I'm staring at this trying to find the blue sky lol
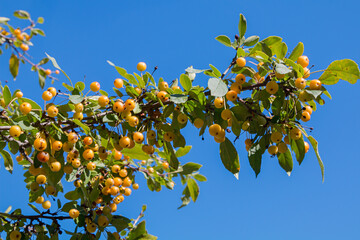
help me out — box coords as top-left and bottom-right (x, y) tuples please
(1, 0), (360, 239)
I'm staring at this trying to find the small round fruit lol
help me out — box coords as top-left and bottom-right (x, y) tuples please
(133, 183), (139, 190)
(73, 112), (83, 120)
(113, 232), (121, 240)
(74, 103), (84, 113)
(47, 87), (57, 97)
(214, 97), (224, 108)
(86, 222), (97, 233)
(268, 145), (278, 155)
(266, 81), (279, 95)
(297, 55), (309, 68)
(35, 196), (44, 204)
(98, 95), (109, 107)
(37, 151), (50, 163)
(110, 186), (120, 196)
(164, 132), (175, 142)
(90, 81), (100, 92)
(55, 70), (60, 74)
(278, 142), (288, 154)
(114, 195), (124, 204)
(15, 91), (23, 98)
(193, 118), (204, 128)
(46, 185), (56, 196)
(284, 136), (290, 145)
(128, 116), (139, 127)
(19, 102), (32, 115)
(83, 136), (93, 146)
(114, 177), (123, 186)
(295, 78), (306, 89)
(226, 90), (238, 102)
(44, 69), (52, 76)
(290, 128), (302, 140)
(71, 159), (81, 168)
(271, 132), (283, 144)
(114, 78), (124, 88)
(87, 162), (96, 170)
(303, 67), (310, 78)
(74, 179), (82, 188)
(309, 79), (322, 90)
(209, 124), (221, 136)
(36, 175), (47, 184)
(9, 126), (21, 137)
(34, 138), (47, 151)
(147, 130), (156, 139)
(124, 187), (132, 196)
(63, 142), (74, 152)
(10, 230), (21, 240)
(42, 200), (51, 209)
(304, 141), (310, 153)
(159, 81), (169, 91)
(50, 161), (61, 172)
(137, 62), (147, 72)
(301, 111), (311, 122)
(68, 132), (78, 143)
(236, 57), (246, 67)
(133, 132), (144, 143)
(47, 105), (58, 118)
(221, 109), (232, 121)
(113, 101), (125, 113)
(257, 62), (264, 71)
(114, 150), (123, 160)
(177, 113), (188, 124)
(303, 105), (313, 115)
(162, 161), (169, 169)
(69, 209), (80, 219)
(235, 74), (246, 84)
(42, 91), (53, 101)
(157, 91), (169, 102)
(119, 136), (131, 148)
(83, 149), (94, 161)
(20, 43), (29, 51)
(111, 165), (121, 174)
(124, 99), (136, 111)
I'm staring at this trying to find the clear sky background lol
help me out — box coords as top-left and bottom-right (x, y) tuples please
(1, 1), (360, 239)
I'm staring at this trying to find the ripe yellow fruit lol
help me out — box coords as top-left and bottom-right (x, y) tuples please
(270, 132), (283, 144)
(114, 195), (124, 204)
(113, 177), (122, 186)
(303, 105), (313, 115)
(98, 215), (109, 227)
(309, 79), (322, 90)
(137, 62), (147, 72)
(124, 99), (136, 111)
(114, 78), (124, 88)
(9, 126), (22, 137)
(230, 82), (242, 94)
(159, 81), (169, 91)
(74, 103), (84, 113)
(19, 102), (32, 115)
(164, 132), (175, 142)
(278, 142), (288, 154)
(50, 161), (61, 172)
(236, 57), (246, 67)
(112, 165), (121, 173)
(209, 124), (221, 136)
(128, 116), (139, 127)
(157, 91), (169, 102)
(266, 81), (279, 95)
(226, 90), (238, 102)
(177, 113), (188, 124)
(15, 91), (23, 98)
(147, 130), (156, 139)
(133, 132), (144, 143)
(242, 121), (250, 131)
(47, 87), (57, 97)
(113, 101), (125, 113)
(245, 138), (252, 147)
(124, 187), (132, 196)
(290, 128), (302, 140)
(90, 81), (100, 92)
(133, 183), (139, 190)
(193, 118), (204, 128)
(297, 55), (309, 68)
(295, 78), (306, 89)
(119, 136), (131, 148)
(86, 222), (97, 233)
(301, 111), (311, 122)
(35, 196), (44, 204)
(304, 141), (310, 153)
(47, 105), (58, 118)
(73, 112), (83, 120)
(10, 230), (21, 240)
(64, 165), (73, 174)
(42, 91), (53, 101)
(20, 43), (29, 51)
(86, 162), (96, 170)
(221, 109), (232, 121)
(98, 95), (109, 107)
(42, 200), (51, 209)
(110, 186), (120, 196)
(268, 145), (278, 155)
(68, 132), (78, 143)
(83, 149), (95, 160)
(214, 97), (224, 108)
(69, 209), (80, 219)
(36, 175), (47, 184)
(45, 69), (52, 76)
(235, 74), (246, 84)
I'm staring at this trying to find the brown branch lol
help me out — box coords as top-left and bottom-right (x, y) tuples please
(0, 212), (72, 221)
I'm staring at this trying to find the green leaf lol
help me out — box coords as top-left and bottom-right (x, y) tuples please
(14, 10), (31, 19)
(238, 14), (247, 39)
(38, 70), (46, 89)
(72, 119), (90, 134)
(128, 221), (146, 239)
(187, 178), (199, 202)
(3, 85), (12, 106)
(209, 64), (221, 78)
(0, 150), (13, 173)
(111, 216), (131, 232)
(248, 135), (269, 177)
(275, 63), (291, 75)
(69, 95), (83, 104)
(9, 54), (20, 79)
(75, 82), (85, 92)
(121, 144), (150, 161)
(219, 138), (240, 175)
(18, 97), (42, 110)
(61, 201), (77, 212)
(46, 53), (73, 86)
(181, 162), (202, 175)
(0, 17), (10, 23)
(319, 59), (360, 85)
(208, 78), (227, 97)
(175, 146), (192, 158)
(180, 74), (192, 92)
(64, 190), (81, 200)
(31, 28), (45, 36)
(308, 136), (325, 182)
(62, 82), (74, 91)
(194, 174), (207, 182)
(170, 94), (188, 104)
(215, 35), (232, 47)
(164, 142), (179, 170)
(277, 150), (293, 176)
(288, 42), (304, 62)
(291, 138), (305, 165)
(244, 35), (259, 47)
